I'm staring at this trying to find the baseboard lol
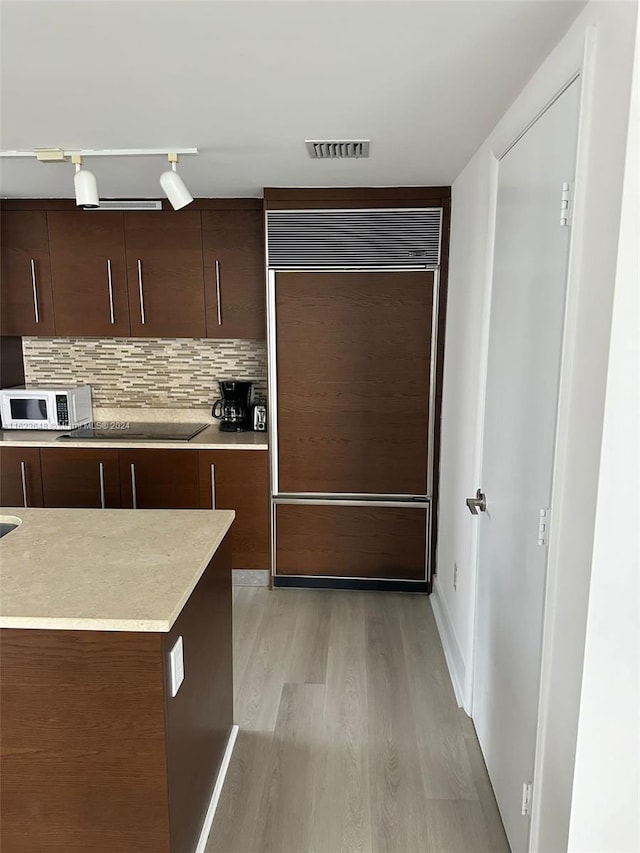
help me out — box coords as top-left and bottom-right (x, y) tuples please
(232, 569), (270, 587)
(429, 579), (465, 707)
(194, 724), (239, 853)
(273, 575), (429, 592)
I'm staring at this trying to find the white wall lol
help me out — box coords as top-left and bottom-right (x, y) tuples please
(433, 0), (638, 849)
(567, 11), (639, 848)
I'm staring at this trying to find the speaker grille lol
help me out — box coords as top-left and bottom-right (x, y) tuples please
(267, 208), (442, 268)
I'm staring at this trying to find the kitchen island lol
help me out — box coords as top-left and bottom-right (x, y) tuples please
(0, 507), (236, 853)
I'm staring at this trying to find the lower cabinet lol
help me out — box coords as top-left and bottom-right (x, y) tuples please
(0, 447), (43, 507)
(199, 450), (269, 570)
(1, 445), (270, 570)
(119, 449), (201, 509)
(274, 502), (428, 581)
(40, 448), (120, 508)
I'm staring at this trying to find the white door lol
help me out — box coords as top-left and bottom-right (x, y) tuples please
(472, 79), (581, 853)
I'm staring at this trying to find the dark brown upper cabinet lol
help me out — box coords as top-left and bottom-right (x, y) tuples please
(0, 211), (55, 336)
(48, 212), (130, 337)
(123, 211), (206, 338)
(202, 210), (265, 340)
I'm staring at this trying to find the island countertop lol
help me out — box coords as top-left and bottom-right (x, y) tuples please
(0, 507), (234, 632)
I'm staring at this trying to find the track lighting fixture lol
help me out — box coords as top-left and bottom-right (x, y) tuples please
(72, 155), (99, 209)
(159, 153), (194, 210)
(0, 148), (199, 208)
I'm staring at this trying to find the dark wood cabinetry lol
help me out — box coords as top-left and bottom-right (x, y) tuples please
(199, 450), (269, 569)
(1, 446), (268, 567)
(1, 201), (265, 341)
(275, 502), (428, 581)
(47, 212), (130, 336)
(0, 211), (55, 335)
(119, 449), (201, 509)
(0, 446), (44, 507)
(124, 212), (206, 338)
(202, 210), (265, 339)
(40, 448), (121, 508)
(0, 535), (233, 853)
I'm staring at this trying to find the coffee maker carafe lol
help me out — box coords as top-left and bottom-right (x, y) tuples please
(212, 380), (254, 432)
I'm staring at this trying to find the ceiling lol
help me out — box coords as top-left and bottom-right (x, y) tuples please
(0, 0), (585, 199)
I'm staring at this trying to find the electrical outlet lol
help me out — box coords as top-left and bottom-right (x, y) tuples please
(453, 562), (458, 591)
(169, 635), (184, 697)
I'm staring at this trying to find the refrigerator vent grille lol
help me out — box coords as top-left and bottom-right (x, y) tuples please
(266, 208), (442, 268)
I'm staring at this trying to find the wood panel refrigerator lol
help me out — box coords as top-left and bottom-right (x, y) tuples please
(266, 208), (444, 591)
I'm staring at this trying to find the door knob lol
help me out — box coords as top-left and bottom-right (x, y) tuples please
(466, 489), (486, 515)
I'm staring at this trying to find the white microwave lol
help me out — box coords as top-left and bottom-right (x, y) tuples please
(0, 385), (93, 430)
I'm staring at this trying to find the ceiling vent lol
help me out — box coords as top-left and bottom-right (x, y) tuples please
(305, 140), (370, 160)
(87, 200), (163, 211)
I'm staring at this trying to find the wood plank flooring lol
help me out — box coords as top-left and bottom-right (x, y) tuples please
(206, 588), (510, 853)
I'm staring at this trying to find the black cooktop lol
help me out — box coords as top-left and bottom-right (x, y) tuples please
(58, 422), (209, 442)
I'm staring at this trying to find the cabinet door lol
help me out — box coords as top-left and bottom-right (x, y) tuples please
(198, 450), (269, 569)
(119, 450), (200, 508)
(48, 212), (130, 336)
(275, 503), (428, 580)
(40, 448), (121, 508)
(202, 210), (265, 340)
(275, 271), (433, 495)
(0, 447), (43, 507)
(0, 211), (55, 335)
(124, 212), (206, 337)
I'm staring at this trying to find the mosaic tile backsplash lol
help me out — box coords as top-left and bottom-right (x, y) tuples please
(22, 337), (268, 408)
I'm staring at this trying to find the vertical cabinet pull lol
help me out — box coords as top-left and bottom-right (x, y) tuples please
(130, 463), (138, 509)
(210, 464), (216, 509)
(20, 461), (28, 507)
(107, 259), (115, 324)
(98, 462), (106, 509)
(30, 259), (40, 324)
(215, 260), (222, 326)
(137, 260), (146, 324)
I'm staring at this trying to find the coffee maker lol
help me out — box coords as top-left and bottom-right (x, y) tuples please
(212, 380), (254, 432)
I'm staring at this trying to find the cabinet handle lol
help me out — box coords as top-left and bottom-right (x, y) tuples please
(215, 260), (222, 326)
(130, 463), (138, 509)
(137, 260), (146, 324)
(20, 461), (28, 507)
(30, 259), (40, 324)
(210, 464), (216, 509)
(99, 462), (106, 509)
(107, 259), (115, 324)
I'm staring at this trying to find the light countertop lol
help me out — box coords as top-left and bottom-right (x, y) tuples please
(0, 507), (235, 632)
(0, 424), (268, 451)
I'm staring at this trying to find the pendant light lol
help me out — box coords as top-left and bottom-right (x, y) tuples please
(72, 154), (99, 208)
(159, 153), (193, 210)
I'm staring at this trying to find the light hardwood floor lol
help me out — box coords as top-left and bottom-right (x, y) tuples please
(206, 588), (510, 853)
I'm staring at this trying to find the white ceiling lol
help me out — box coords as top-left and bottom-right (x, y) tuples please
(0, 0), (585, 199)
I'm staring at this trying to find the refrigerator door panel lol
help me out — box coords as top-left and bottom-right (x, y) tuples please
(274, 270), (434, 496)
(273, 500), (429, 582)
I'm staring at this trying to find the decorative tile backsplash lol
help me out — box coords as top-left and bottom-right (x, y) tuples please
(22, 337), (267, 408)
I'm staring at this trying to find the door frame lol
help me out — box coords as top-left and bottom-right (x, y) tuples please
(467, 26), (600, 853)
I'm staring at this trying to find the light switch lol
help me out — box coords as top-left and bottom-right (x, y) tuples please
(169, 635), (184, 697)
